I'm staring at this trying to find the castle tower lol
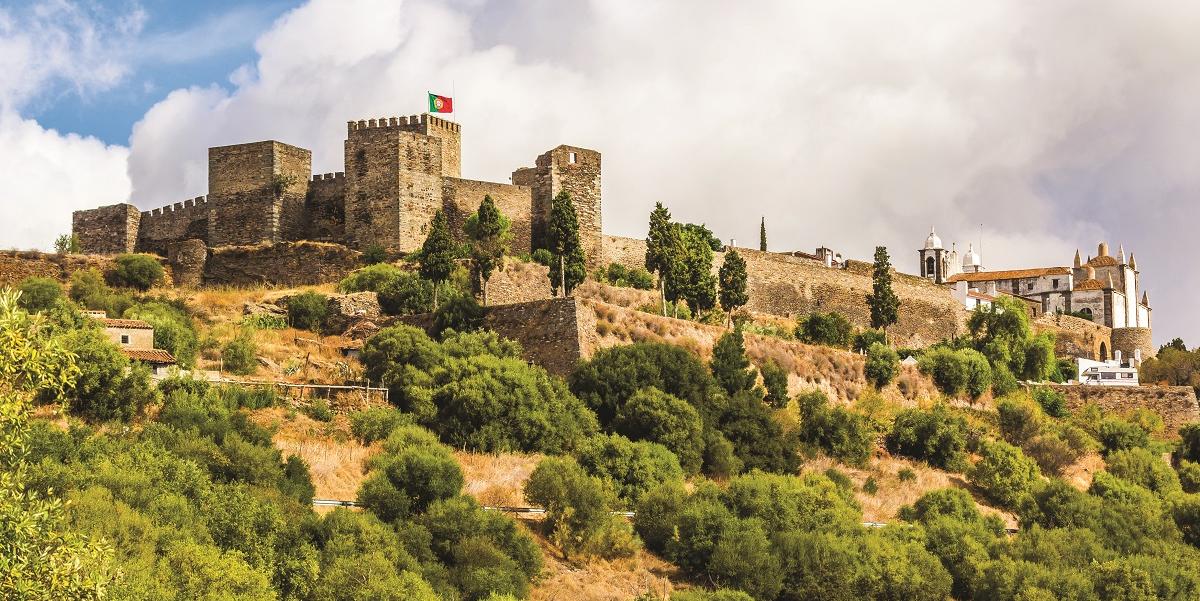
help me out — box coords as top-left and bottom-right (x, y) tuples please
(514, 145), (603, 268)
(342, 114), (462, 252)
(206, 141), (312, 246)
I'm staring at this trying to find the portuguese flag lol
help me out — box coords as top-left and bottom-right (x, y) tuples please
(428, 92), (453, 113)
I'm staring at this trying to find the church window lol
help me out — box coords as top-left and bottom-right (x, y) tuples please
(1052, 278), (1060, 289)
(925, 256), (935, 277)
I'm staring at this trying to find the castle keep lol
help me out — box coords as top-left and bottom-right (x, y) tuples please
(72, 113), (602, 263)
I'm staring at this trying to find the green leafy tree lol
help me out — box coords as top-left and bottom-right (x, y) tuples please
(360, 242), (389, 265)
(377, 272), (435, 316)
(866, 246), (900, 335)
(918, 347), (969, 397)
(52, 327), (158, 421)
(612, 387), (705, 475)
(645, 202), (679, 315)
(796, 311), (853, 348)
(54, 233), (81, 254)
(796, 391), (874, 467)
(710, 328), (757, 396)
(668, 225), (717, 316)
(419, 210), (457, 309)
(524, 457), (639, 560)
(108, 253), (165, 291)
(969, 440), (1041, 508)
(575, 433), (684, 505)
(338, 263), (404, 293)
(17, 277), (63, 313)
(546, 191), (585, 297)
(759, 216), (767, 252)
(431, 295), (486, 339)
(125, 300), (199, 368)
(887, 405), (969, 470)
(717, 249), (748, 323)
(465, 195), (511, 306)
(0, 289), (114, 598)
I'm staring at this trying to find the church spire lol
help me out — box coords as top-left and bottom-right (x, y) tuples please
(1073, 249), (1082, 268)
(1118, 244), (1126, 265)
(1129, 253), (1137, 270)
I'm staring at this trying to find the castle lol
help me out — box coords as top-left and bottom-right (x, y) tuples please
(918, 227), (1154, 362)
(72, 113), (602, 265)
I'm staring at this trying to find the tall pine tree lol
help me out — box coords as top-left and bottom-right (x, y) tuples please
(419, 210), (457, 309)
(645, 202), (678, 315)
(670, 226), (716, 317)
(718, 248), (749, 325)
(759, 216), (767, 252)
(866, 245), (900, 337)
(546, 191), (585, 296)
(711, 327), (758, 396)
(465, 195), (511, 306)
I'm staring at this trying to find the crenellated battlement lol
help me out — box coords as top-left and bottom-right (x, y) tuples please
(311, 172), (346, 182)
(141, 196), (210, 219)
(346, 113), (461, 135)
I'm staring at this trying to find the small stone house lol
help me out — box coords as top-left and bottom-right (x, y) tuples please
(90, 312), (177, 376)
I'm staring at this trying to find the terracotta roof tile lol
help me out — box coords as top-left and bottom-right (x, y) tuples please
(99, 318), (153, 329)
(1073, 279), (1107, 291)
(1087, 255), (1118, 267)
(121, 348), (176, 363)
(947, 267), (1070, 283)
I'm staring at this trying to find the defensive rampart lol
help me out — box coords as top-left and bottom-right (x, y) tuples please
(1043, 384), (1200, 435)
(203, 242), (360, 287)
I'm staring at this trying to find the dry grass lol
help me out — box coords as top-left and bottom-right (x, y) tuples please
(249, 408), (376, 504)
(455, 451), (543, 507)
(803, 455), (1017, 529)
(528, 530), (684, 601)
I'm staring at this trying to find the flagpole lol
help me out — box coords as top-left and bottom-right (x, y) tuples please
(451, 80), (456, 123)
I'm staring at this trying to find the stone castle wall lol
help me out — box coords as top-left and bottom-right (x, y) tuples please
(1033, 312), (1112, 360)
(486, 259), (553, 306)
(1112, 327), (1156, 361)
(0, 250), (115, 287)
(203, 241), (360, 287)
(441, 178), (535, 256)
(136, 196), (210, 254)
(1044, 384), (1199, 435)
(72, 204), (140, 255)
(306, 173), (346, 241)
(208, 141), (311, 198)
(602, 235), (965, 348)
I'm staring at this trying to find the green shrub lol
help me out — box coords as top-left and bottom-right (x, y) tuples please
(853, 329), (887, 353)
(303, 399), (334, 422)
(524, 457), (639, 559)
(377, 272), (435, 316)
(108, 253), (164, 291)
(1179, 460), (1200, 494)
(1024, 426), (1091, 476)
(597, 262), (654, 290)
(997, 397), (1044, 447)
(358, 444), (464, 522)
(16, 277), (63, 313)
(1098, 417), (1150, 455)
(68, 267), (133, 316)
(960, 349), (993, 399)
(863, 477), (879, 495)
(432, 295), (485, 338)
(575, 433), (684, 506)
(241, 313), (287, 330)
(969, 440), (1041, 508)
(349, 407), (412, 444)
(720, 390), (802, 474)
(797, 391), (874, 467)
(1178, 423), (1200, 464)
(710, 328), (757, 396)
(796, 311), (853, 348)
(898, 468), (917, 482)
(288, 291), (329, 333)
(886, 406), (969, 470)
(338, 263), (405, 293)
(1106, 447), (1181, 496)
(760, 359), (790, 408)
(570, 342), (718, 425)
(612, 387), (705, 475)
(48, 327), (159, 421)
(361, 242), (389, 265)
(991, 364), (1020, 396)
(918, 347), (969, 397)
(865, 342), (900, 389)
(222, 332), (258, 375)
(1032, 386), (1068, 418)
(530, 248), (553, 267)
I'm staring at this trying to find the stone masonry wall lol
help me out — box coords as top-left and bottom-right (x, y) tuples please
(167, 239), (207, 288)
(0, 250), (114, 287)
(1033, 312), (1111, 360)
(1045, 384), (1199, 435)
(203, 242), (360, 287)
(441, 178), (535, 256)
(136, 196), (210, 254)
(602, 236), (964, 348)
(1112, 327), (1156, 361)
(207, 192), (281, 247)
(73, 203), (141, 254)
(209, 141), (311, 198)
(306, 173), (346, 241)
(486, 259), (553, 306)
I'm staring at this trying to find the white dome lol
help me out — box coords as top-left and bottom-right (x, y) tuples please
(923, 227), (943, 250)
(963, 243), (981, 268)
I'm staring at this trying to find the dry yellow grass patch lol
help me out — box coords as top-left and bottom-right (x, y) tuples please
(528, 531), (683, 601)
(1061, 451), (1105, 491)
(455, 451), (543, 507)
(803, 455), (1017, 529)
(250, 408), (376, 503)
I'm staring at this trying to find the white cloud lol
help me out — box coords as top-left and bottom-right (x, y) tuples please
(0, 110), (130, 250)
(111, 0), (1200, 345)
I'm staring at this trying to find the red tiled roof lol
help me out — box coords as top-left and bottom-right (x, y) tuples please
(100, 318), (153, 329)
(967, 291), (996, 301)
(1087, 255), (1118, 267)
(948, 267), (1070, 283)
(1074, 279), (1108, 291)
(121, 348), (176, 363)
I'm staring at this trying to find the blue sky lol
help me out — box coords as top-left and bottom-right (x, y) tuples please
(3, 0), (1198, 345)
(20, 0), (299, 144)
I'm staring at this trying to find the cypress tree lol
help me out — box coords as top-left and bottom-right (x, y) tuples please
(866, 245), (900, 336)
(645, 202), (678, 315)
(718, 248), (749, 325)
(547, 191), (585, 296)
(465, 195), (511, 306)
(711, 328), (758, 396)
(759, 216), (767, 252)
(419, 210), (456, 309)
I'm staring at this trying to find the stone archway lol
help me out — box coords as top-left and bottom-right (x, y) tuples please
(1099, 341), (1108, 362)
